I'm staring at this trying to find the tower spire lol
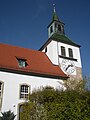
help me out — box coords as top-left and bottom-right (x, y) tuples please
(48, 4), (65, 38)
(53, 4), (56, 13)
(52, 4), (59, 21)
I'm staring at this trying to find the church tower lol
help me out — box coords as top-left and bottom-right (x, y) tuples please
(39, 5), (82, 80)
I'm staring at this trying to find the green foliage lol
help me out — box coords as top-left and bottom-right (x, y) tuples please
(20, 102), (47, 120)
(20, 86), (90, 120)
(0, 110), (16, 120)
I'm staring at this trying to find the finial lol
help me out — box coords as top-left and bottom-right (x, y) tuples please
(53, 4), (56, 13)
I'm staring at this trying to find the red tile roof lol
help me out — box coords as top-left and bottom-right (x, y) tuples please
(0, 43), (68, 78)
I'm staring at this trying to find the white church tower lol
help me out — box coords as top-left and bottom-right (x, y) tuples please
(39, 5), (82, 80)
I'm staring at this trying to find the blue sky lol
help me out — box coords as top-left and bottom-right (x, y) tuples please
(0, 0), (90, 77)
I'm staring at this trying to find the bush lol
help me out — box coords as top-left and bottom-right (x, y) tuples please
(20, 86), (90, 120)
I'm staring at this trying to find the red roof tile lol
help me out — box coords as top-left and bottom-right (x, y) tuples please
(0, 43), (68, 78)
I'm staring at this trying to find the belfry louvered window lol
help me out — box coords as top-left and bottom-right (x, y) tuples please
(58, 25), (61, 31)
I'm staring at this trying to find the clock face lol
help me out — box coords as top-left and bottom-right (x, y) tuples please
(61, 59), (75, 74)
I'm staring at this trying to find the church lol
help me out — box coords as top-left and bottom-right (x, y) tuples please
(0, 6), (82, 120)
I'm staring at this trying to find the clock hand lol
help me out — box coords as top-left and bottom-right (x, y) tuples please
(65, 64), (73, 71)
(65, 65), (71, 71)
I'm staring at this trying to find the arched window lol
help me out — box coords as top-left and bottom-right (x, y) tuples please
(20, 84), (30, 99)
(68, 48), (73, 58)
(61, 46), (66, 56)
(50, 26), (53, 33)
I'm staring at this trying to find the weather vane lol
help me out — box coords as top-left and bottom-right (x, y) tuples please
(53, 3), (56, 13)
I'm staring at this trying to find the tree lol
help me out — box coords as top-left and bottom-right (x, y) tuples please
(20, 86), (90, 120)
(0, 110), (16, 120)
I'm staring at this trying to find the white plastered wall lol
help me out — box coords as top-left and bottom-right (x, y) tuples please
(0, 71), (65, 119)
(58, 42), (82, 68)
(42, 40), (59, 65)
(42, 40), (82, 68)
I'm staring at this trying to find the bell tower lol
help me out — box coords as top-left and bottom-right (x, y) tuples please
(39, 5), (82, 80)
(48, 4), (65, 38)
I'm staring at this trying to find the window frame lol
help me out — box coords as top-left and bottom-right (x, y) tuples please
(61, 46), (66, 57)
(0, 81), (4, 110)
(16, 58), (28, 68)
(68, 48), (73, 58)
(19, 84), (30, 99)
(0, 83), (2, 97)
(18, 59), (26, 68)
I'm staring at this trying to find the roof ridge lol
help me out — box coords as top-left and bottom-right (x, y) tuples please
(0, 42), (44, 53)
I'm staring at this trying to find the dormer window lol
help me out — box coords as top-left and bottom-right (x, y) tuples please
(18, 60), (26, 68)
(16, 58), (28, 68)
